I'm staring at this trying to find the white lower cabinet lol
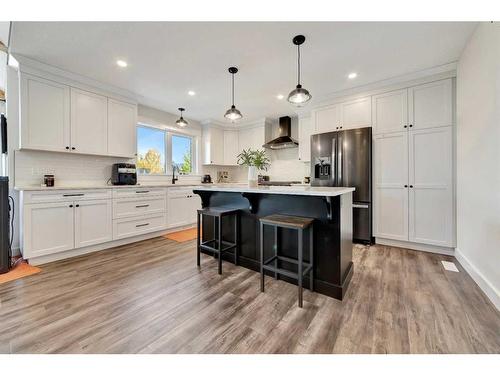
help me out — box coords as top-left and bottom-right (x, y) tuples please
(74, 199), (113, 248)
(113, 213), (167, 240)
(167, 188), (201, 228)
(23, 202), (75, 258)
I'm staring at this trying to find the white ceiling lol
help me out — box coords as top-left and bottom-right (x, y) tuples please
(10, 22), (476, 123)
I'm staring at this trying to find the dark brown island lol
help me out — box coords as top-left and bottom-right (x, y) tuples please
(193, 185), (355, 300)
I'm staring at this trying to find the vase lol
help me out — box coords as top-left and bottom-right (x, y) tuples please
(248, 166), (258, 187)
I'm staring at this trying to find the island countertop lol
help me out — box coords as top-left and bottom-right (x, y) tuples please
(193, 184), (355, 197)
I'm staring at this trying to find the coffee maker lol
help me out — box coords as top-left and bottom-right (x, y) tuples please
(111, 163), (137, 185)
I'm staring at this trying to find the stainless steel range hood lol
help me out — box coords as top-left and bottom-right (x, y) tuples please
(263, 116), (298, 150)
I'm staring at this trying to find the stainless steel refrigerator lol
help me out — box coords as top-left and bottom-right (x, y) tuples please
(311, 127), (372, 243)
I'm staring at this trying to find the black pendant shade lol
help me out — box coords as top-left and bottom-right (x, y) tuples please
(175, 107), (188, 127)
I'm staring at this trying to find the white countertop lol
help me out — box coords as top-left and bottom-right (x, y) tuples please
(192, 184), (355, 197)
(14, 183), (205, 191)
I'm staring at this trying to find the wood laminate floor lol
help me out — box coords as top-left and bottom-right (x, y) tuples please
(0, 237), (499, 354)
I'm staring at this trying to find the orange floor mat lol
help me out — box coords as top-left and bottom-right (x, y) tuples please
(165, 227), (199, 242)
(0, 261), (41, 285)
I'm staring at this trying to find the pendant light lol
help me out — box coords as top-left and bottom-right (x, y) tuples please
(287, 35), (312, 107)
(175, 107), (188, 127)
(224, 67), (243, 122)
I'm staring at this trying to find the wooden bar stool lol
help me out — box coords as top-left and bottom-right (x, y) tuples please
(259, 214), (314, 308)
(197, 207), (239, 275)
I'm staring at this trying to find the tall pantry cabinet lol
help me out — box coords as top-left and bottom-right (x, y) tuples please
(372, 78), (454, 248)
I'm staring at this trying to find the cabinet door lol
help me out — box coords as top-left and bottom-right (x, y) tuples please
(23, 202), (74, 258)
(313, 104), (340, 134)
(372, 89), (408, 134)
(373, 132), (409, 241)
(108, 99), (137, 158)
(408, 79), (452, 130)
(74, 199), (113, 248)
(298, 116), (311, 162)
(238, 125), (265, 152)
(70, 88), (108, 155)
(340, 97), (371, 130)
(188, 194), (202, 224)
(20, 74), (70, 152)
(408, 127), (453, 246)
(167, 196), (189, 227)
(223, 130), (239, 165)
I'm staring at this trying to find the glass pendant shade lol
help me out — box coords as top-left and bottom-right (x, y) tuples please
(176, 108), (188, 127)
(287, 84), (312, 107)
(224, 105), (243, 121)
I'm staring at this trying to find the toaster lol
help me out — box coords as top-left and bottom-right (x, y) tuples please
(111, 163), (137, 185)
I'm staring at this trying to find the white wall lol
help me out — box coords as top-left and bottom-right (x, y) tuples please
(456, 22), (500, 310)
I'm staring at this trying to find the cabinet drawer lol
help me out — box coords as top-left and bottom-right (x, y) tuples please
(22, 189), (112, 204)
(112, 187), (167, 199)
(113, 196), (166, 219)
(112, 213), (167, 240)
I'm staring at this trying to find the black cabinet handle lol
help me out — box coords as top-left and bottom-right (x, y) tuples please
(404, 125), (408, 128)
(135, 191), (150, 194)
(409, 185), (414, 188)
(65, 146), (70, 150)
(69, 204), (73, 208)
(404, 185), (408, 188)
(409, 124), (413, 128)
(75, 204), (80, 207)
(63, 193), (84, 197)
(136, 223), (149, 228)
(71, 147), (76, 150)
(135, 204), (149, 208)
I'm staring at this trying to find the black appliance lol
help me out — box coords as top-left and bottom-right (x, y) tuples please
(311, 127), (372, 244)
(202, 174), (212, 183)
(111, 163), (137, 185)
(263, 116), (298, 150)
(0, 177), (10, 274)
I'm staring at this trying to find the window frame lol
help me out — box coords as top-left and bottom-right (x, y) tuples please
(136, 123), (197, 176)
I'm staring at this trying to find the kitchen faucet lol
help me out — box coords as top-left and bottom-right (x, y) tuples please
(172, 164), (178, 184)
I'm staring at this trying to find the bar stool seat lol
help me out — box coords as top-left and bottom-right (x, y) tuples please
(259, 214), (314, 308)
(197, 206), (239, 275)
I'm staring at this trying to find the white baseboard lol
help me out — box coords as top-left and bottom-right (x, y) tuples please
(25, 224), (195, 266)
(375, 238), (455, 256)
(455, 248), (500, 311)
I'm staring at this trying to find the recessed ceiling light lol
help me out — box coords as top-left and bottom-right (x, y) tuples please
(188, 91), (196, 96)
(116, 60), (128, 68)
(277, 94), (284, 100)
(348, 72), (357, 79)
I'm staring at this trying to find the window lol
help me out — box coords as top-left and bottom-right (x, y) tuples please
(136, 124), (195, 176)
(136, 126), (166, 175)
(172, 135), (193, 174)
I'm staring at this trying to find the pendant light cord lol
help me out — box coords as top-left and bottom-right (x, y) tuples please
(231, 72), (235, 106)
(297, 44), (301, 85)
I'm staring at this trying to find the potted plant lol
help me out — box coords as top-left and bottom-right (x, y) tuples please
(237, 149), (270, 187)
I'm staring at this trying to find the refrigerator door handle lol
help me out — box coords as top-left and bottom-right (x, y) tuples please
(352, 203), (369, 209)
(337, 133), (342, 186)
(331, 137), (337, 185)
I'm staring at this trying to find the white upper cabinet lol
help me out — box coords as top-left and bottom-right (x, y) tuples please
(340, 97), (371, 130)
(298, 116), (311, 162)
(408, 79), (452, 130)
(373, 132), (409, 241)
(408, 126), (454, 246)
(372, 89), (408, 134)
(238, 126), (265, 151)
(313, 104), (340, 134)
(70, 88), (108, 155)
(223, 130), (239, 165)
(107, 99), (137, 158)
(19, 71), (137, 157)
(20, 73), (71, 152)
(202, 126), (224, 165)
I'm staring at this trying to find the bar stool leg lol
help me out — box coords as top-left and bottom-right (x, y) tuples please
(260, 222), (265, 292)
(218, 216), (222, 275)
(197, 212), (201, 267)
(213, 216), (217, 259)
(298, 228), (303, 308)
(274, 226), (278, 280)
(309, 225), (314, 292)
(234, 213), (238, 266)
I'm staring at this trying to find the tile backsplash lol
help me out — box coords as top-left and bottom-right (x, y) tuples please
(14, 150), (132, 187)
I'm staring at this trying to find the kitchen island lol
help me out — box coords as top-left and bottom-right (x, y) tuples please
(193, 185), (355, 300)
